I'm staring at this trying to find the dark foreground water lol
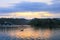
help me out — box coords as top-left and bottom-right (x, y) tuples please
(0, 26), (60, 40)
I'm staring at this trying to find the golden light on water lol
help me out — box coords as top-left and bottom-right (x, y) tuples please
(8, 27), (52, 39)
(42, 29), (52, 38)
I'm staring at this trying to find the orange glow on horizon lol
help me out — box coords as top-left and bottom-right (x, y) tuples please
(0, 12), (54, 19)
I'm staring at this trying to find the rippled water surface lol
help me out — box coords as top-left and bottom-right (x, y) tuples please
(0, 26), (60, 40)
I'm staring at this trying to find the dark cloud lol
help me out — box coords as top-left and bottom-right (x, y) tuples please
(0, 2), (60, 13)
(14, 2), (48, 11)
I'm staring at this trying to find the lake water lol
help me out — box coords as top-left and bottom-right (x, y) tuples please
(0, 26), (60, 40)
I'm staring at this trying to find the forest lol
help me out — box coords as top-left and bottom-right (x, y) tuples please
(29, 18), (60, 29)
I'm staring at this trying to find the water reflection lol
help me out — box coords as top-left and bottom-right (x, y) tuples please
(0, 27), (52, 40)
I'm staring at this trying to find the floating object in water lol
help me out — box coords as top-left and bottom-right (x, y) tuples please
(21, 29), (24, 31)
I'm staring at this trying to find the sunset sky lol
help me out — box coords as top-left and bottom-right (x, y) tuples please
(0, 0), (60, 19)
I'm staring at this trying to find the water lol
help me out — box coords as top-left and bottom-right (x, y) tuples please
(0, 26), (60, 40)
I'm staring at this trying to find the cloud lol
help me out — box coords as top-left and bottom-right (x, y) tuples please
(0, 0), (52, 8)
(24, 0), (52, 5)
(0, 2), (47, 13)
(14, 2), (60, 13)
(0, 0), (60, 14)
(46, 0), (60, 13)
(52, 0), (60, 3)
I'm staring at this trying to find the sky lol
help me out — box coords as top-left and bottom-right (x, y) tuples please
(0, 0), (60, 19)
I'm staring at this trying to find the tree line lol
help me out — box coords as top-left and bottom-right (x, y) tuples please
(0, 18), (60, 28)
(0, 18), (28, 25)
